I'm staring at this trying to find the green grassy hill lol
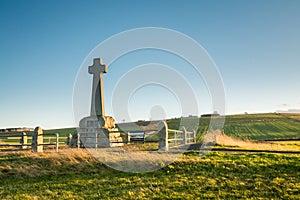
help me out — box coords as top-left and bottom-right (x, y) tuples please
(167, 113), (300, 140)
(223, 113), (300, 140)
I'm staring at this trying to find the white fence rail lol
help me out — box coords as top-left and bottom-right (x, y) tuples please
(158, 121), (196, 151)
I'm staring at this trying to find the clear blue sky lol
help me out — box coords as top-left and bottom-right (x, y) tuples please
(0, 0), (300, 129)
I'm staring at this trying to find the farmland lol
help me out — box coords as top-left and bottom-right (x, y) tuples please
(168, 113), (300, 140)
(44, 128), (76, 137)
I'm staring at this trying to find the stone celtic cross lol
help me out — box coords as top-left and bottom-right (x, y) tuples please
(88, 58), (108, 116)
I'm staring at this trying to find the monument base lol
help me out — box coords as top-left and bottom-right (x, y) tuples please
(78, 115), (123, 148)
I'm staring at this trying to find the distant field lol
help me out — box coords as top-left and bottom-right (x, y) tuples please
(168, 113), (300, 140)
(44, 127), (76, 137)
(223, 113), (300, 140)
(0, 149), (299, 199)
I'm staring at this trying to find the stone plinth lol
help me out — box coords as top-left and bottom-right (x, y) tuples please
(78, 115), (123, 148)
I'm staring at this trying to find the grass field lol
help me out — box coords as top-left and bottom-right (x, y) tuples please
(168, 113), (300, 140)
(44, 128), (76, 137)
(0, 149), (299, 199)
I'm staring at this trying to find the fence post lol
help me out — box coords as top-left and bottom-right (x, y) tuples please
(193, 129), (196, 143)
(158, 121), (168, 151)
(67, 134), (72, 146)
(180, 126), (187, 145)
(77, 133), (80, 149)
(95, 132), (98, 150)
(32, 126), (43, 152)
(126, 132), (131, 144)
(20, 132), (28, 149)
(56, 133), (59, 152)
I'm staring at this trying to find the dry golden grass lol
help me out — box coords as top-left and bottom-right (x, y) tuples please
(204, 130), (300, 151)
(0, 147), (184, 175)
(280, 113), (300, 121)
(0, 148), (98, 178)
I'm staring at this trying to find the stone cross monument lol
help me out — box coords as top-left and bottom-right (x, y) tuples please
(78, 58), (123, 148)
(89, 58), (107, 117)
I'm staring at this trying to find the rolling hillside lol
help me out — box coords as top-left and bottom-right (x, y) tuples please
(222, 113), (300, 140)
(168, 113), (300, 140)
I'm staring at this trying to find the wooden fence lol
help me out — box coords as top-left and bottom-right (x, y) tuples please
(0, 127), (64, 152)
